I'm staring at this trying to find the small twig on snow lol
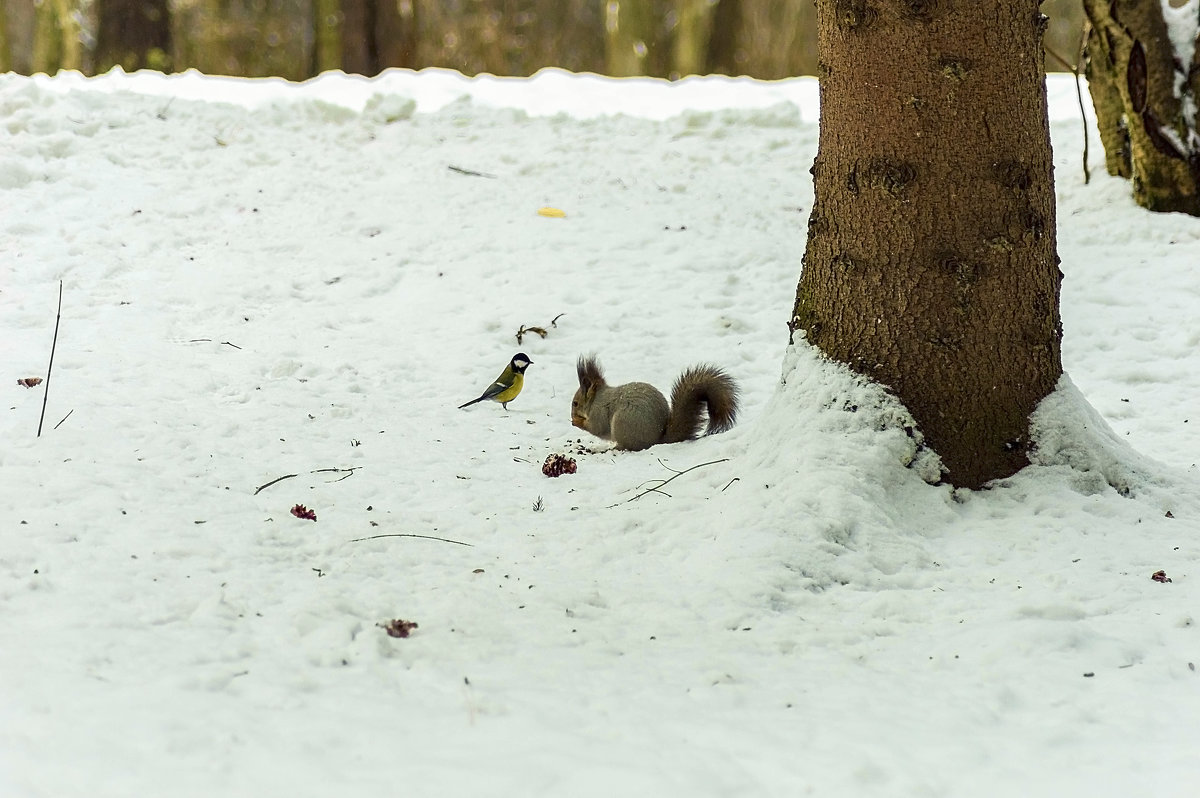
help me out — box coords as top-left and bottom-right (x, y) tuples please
(655, 457), (684, 475)
(448, 164), (497, 179)
(254, 466), (360, 494)
(53, 409), (74, 430)
(611, 458), (730, 507)
(312, 466), (360, 483)
(349, 532), (473, 546)
(253, 473), (299, 495)
(37, 281), (63, 438)
(188, 338), (243, 349)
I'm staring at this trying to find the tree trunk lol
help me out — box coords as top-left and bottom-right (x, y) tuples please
(603, 0), (655, 76)
(793, 0), (1063, 490)
(96, 0), (172, 72)
(312, 0), (341, 74)
(0, 2), (11, 73)
(340, 0), (376, 75)
(341, 0), (417, 76)
(32, 0), (82, 73)
(1084, 22), (1132, 179)
(706, 0), (741, 75)
(374, 0), (417, 70)
(1082, 0), (1200, 215)
(737, 0), (819, 79)
(672, 0), (716, 77)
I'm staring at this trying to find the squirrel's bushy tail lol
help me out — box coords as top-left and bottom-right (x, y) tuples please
(663, 365), (740, 444)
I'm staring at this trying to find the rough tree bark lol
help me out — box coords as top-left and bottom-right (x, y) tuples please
(793, 0), (1064, 490)
(95, 0), (172, 72)
(1082, 0), (1200, 215)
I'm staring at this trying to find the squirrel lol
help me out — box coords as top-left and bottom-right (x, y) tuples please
(570, 355), (739, 450)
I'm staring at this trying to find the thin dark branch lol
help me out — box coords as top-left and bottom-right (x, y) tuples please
(1044, 45), (1073, 72)
(1076, 24), (1092, 185)
(655, 457), (684, 475)
(53, 409), (74, 430)
(255, 467), (360, 494)
(348, 532), (473, 546)
(312, 466), (360, 482)
(37, 281), (63, 438)
(188, 338), (242, 349)
(253, 473), (299, 495)
(612, 458), (730, 507)
(1045, 37), (1091, 185)
(448, 164), (497, 179)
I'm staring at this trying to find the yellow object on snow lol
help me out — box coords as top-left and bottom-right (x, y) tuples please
(537, 207), (567, 218)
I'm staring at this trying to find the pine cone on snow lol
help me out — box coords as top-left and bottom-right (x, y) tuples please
(290, 504), (317, 521)
(542, 453), (577, 477)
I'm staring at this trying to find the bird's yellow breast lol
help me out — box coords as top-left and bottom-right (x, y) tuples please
(493, 372), (524, 403)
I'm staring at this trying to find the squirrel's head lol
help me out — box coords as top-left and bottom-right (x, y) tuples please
(571, 355), (604, 428)
(570, 388), (587, 429)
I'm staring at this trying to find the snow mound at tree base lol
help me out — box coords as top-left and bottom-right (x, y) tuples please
(728, 345), (1197, 597)
(724, 342), (955, 593)
(1026, 374), (1179, 500)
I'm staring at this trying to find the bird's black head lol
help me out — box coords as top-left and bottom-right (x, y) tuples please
(511, 353), (532, 373)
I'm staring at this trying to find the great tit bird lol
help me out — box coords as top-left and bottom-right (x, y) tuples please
(458, 353), (532, 410)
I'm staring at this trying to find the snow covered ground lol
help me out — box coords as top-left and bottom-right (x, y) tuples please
(1, 68), (1197, 797)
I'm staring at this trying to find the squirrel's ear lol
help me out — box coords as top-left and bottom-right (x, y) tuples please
(577, 355), (602, 391)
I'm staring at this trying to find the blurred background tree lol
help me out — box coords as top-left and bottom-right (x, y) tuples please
(0, 0), (11, 72)
(95, 0), (172, 72)
(2, 0), (1086, 81)
(30, 0), (83, 73)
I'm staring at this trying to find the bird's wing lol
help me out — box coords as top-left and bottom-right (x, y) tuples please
(459, 380), (507, 409)
(476, 380), (507, 400)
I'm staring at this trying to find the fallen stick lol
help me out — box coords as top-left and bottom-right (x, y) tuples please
(188, 338), (243, 350)
(37, 281), (63, 438)
(447, 164), (497, 179)
(312, 467), (359, 483)
(611, 458), (730, 507)
(253, 473), (299, 495)
(349, 532), (473, 546)
(254, 466), (360, 495)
